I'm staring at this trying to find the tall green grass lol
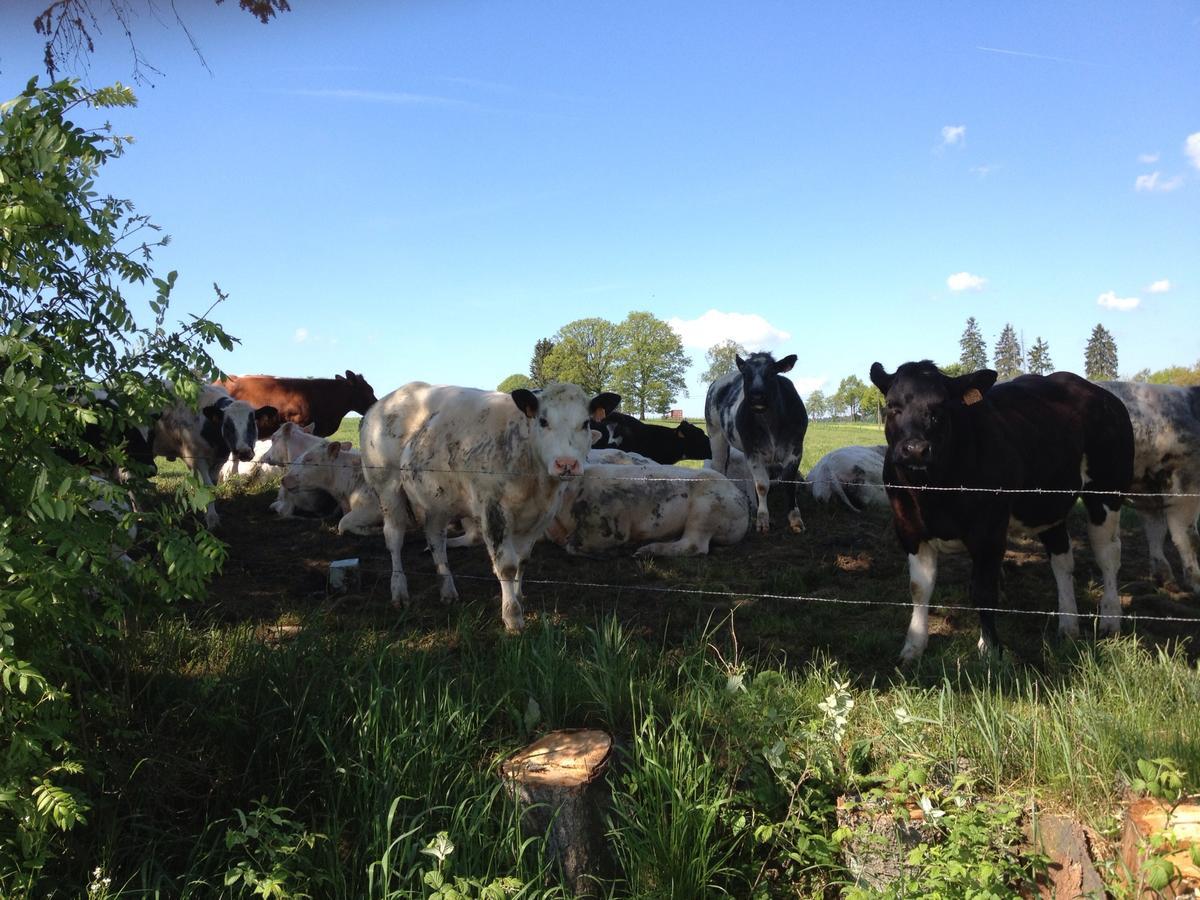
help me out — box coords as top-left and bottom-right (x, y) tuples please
(53, 614), (1200, 899)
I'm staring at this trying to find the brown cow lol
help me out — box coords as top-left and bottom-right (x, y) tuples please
(219, 371), (377, 438)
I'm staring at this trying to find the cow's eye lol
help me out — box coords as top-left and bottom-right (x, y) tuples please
(580, 420), (590, 430)
(929, 411), (942, 425)
(538, 417), (549, 428)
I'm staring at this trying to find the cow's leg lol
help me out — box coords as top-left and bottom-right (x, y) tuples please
(491, 539), (525, 634)
(188, 459), (221, 530)
(1039, 523), (1079, 639)
(746, 456), (772, 533)
(1086, 507), (1123, 636)
(968, 548), (1004, 657)
(1165, 498), (1200, 593)
(337, 505), (383, 536)
(424, 516), (459, 603)
(782, 457), (804, 533)
(900, 542), (938, 663)
(377, 489), (411, 607)
(708, 423), (730, 475)
(1141, 507), (1175, 587)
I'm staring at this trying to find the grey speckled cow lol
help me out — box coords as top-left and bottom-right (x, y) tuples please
(360, 381), (600, 633)
(545, 463), (750, 557)
(1100, 381), (1200, 592)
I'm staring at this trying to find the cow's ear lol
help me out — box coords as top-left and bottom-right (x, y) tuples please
(869, 362), (894, 394)
(735, 355), (747, 372)
(255, 405), (280, 432)
(301, 422), (316, 434)
(775, 354), (797, 373)
(511, 389), (539, 418)
(327, 441), (342, 459)
(590, 428), (603, 446)
(340, 441), (353, 450)
(951, 369), (998, 406)
(202, 404), (223, 425)
(589, 392), (620, 419)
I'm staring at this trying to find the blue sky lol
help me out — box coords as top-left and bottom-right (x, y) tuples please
(2, 1), (1197, 414)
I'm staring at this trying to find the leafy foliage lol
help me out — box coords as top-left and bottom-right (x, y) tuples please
(701, 339), (748, 386)
(495, 374), (531, 393)
(806, 388), (830, 419)
(958, 317), (988, 371)
(0, 77), (229, 889)
(527, 337), (554, 387)
(612, 311), (690, 417)
(992, 324), (1024, 381)
(1084, 323), (1119, 380)
(542, 318), (622, 395)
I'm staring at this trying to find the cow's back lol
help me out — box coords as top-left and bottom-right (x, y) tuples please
(1100, 381), (1200, 498)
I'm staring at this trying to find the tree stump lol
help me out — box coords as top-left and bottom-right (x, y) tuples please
(499, 729), (613, 897)
(835, 794), (933, 889)
(1024, 812), (1106, 899)
(1121, 797), (1200, 897)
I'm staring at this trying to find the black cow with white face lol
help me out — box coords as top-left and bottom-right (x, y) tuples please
(870, 360), (1134, 662)
(705, 352), (809, 533)
(587, 394), (712, 464)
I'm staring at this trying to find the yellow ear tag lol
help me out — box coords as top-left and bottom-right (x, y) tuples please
(963, 388), (983, 406)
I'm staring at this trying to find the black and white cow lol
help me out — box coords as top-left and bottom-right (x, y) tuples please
(1100, 381), (1200, 592)
(56, 388), (158, 480)
(870, 361), (1134, 661)
(360, 382), (604, 633)
(587, 394), (712, 464)
(705, 352), (809, 533)
(153, 383), (278, 528)
(809, 445), (888, 512)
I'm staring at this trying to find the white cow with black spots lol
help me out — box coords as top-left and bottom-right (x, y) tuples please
(360, 382), (601, 633)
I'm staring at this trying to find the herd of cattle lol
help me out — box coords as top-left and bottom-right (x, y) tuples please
(83, 355), (1200, 658)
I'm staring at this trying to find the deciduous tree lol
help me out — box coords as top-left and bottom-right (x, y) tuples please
(701, 339), (748, 385)
(543, 318), (623, 396)
(497, 374), (532, 392)
(806, 389), (829, 420)
(834, 375), (868, 421)
(613, 312), (690, 418)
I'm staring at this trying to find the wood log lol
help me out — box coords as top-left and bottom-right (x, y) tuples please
(1121, 797), (1200, 897)
(499, 729), (613, 896)
(1023, 812), (1105, 899)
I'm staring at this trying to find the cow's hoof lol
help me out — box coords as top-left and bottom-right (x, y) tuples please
(1056, 624), (1081, 642)
(898, 645), (923, 665)
(756, 520), (770, 535)
(439, 586), (459, 605)
(504, 618), (525, 635)
(1096, 619), (1121, 638)
(787, 513), (805, 534)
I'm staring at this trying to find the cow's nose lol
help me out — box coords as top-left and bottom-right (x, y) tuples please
(899, 439), (930, 464)
(237, 449), (255, 461)
(554, 457), (582, 476)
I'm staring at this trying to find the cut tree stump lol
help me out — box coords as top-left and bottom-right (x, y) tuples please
(1024, 811), (1105, 899)
(1121, 797), (1200, 897)
(499, 729), (613, 897)
(836, 795), (933, 889)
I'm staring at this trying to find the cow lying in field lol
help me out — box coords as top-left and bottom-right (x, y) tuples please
(546, 463), (750, 556)
(361, 382), (602, 633)
(265, 422), (345, 517)
(706, 352), (809, 533)
(281, 441), (382, 535)
(809, 445), (887, 512)
(1100, 381), (1200, 592)
(870, 361), (1133, 661)
(588, 394), (713, 464)
(153, 383), (278, 528)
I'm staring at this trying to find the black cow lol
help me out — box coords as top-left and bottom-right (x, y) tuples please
(869, 360), (1134, 661)
(55, 389), (158, 479)
(587, 393), (712, 464)
(705, 352), (809, 533)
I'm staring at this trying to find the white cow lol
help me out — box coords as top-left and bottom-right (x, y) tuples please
(547, 463), (750, 556)
(281, 441), (382, 535)
(153, 383), (276, 528)
(218, 438), (275, 481)
(360, 382), (598, 633)
(587, 448), (656, 466)
(264, 422), (347, 517)
(1101, 381), (1200, 591)
(808, 445), (887, 511)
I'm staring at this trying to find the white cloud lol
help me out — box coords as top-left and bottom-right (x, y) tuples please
(1097, 290), (1140, 311)
(1138, 152), (1160, 164)
(1147, 279), (1171, 294)
(941, 125), (966, 146)
(789, 375), (827, 398)
(946, 271), (986, 292)
(1135, 171), (1184, 192)
(293, 327), (309, 343)
(668, 310), (791, 350)
(1186, 132), (1200, 170)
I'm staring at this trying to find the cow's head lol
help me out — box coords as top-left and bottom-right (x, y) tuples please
(736, 352), (798, 413)
(512, 383), (604, 477)
(336, 370), (378, 413)
(281, 439), (350, 491)
(870, 360), (997, 476)
(203, 397), (278, 461)
(675, 420), (712, 459)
